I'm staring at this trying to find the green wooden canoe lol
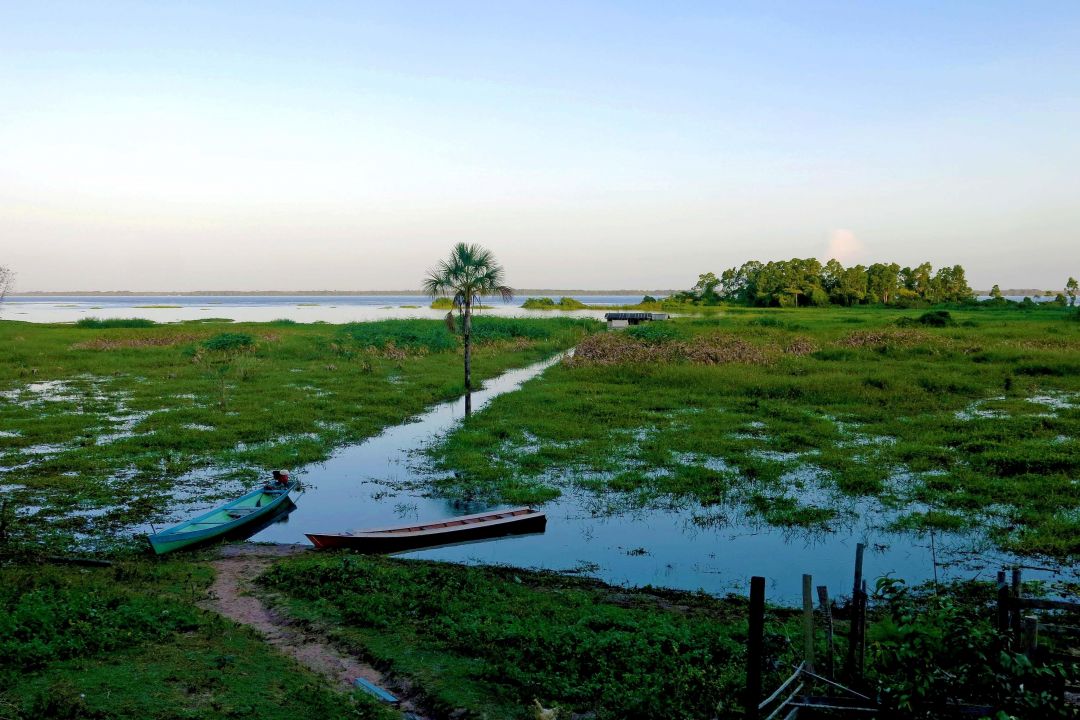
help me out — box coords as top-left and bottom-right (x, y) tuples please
(148, 481), (299, 555)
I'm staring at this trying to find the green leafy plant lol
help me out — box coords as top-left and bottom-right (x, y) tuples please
(201, 332), (255, 352)
(867, 577), (1074, 717)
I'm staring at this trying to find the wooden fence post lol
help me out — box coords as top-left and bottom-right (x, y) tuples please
(802, 574), (815, 673)
(996, 571), (1010, 634)
(1011, 567), (1023, 641)
(1022, 616), (1038, 659)
(817, 585), (835, 680)
(846, 543), (865, 678)
(746, 576), (766, 720)
(858, 580), (868, 677)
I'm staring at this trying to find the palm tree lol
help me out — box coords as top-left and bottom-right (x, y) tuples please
(423, 243), (513, 415)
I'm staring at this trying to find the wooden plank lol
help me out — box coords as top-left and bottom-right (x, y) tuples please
(759, 663), (804, 711)
(1011, 597), (1080, 611)
(790, 696), (878, 713)
(1038, 623), (1080, 638)
(797, 666), (873, 702)
(763, 683), (804, 720)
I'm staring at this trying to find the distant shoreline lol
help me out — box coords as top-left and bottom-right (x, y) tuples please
(11, 289), (676, 297)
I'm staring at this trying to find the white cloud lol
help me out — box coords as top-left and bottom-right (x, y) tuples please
(823, 229), (865, 265)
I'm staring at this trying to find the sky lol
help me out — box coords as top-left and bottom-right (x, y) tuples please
(1, 1), (1078, 291)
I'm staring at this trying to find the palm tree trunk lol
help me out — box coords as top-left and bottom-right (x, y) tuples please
(463, 301), (472, 416)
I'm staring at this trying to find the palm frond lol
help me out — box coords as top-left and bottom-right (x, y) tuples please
(422, 243), (514, 314)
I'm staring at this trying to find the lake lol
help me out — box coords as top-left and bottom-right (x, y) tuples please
(2, 294), (649, 324)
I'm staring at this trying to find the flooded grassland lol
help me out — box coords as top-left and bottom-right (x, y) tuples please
(2, 307), (1078, 719)
(431, 307), (1080, 565)
(0, 317), (595, 552)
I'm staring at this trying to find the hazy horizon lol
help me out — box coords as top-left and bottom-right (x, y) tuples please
(3, 2), (1078, 292)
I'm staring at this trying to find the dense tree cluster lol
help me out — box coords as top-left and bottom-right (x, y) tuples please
(674, 258), (973, 307)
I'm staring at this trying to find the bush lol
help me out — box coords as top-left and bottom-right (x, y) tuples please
(897, 310), (955, 327)
(430, 297), (455, 310)
(868, 578), (1075, 717)
(522, 297), (588, 310)
(74, 317), (155, 328)
(201, 332), (255, 352)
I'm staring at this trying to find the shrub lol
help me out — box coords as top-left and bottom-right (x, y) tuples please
(430, 297), (455, 310)
(897, 310), (955, 328)
(868, 578), (1075, 717)
(75, 317), (155, 328)
(201, 332), (255, 352)
(556, 297), (587, 309)
(522, 297), (588, 310)
(626, 322), (683, 344)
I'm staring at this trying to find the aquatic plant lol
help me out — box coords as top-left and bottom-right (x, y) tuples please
(75, 317), (156, 328)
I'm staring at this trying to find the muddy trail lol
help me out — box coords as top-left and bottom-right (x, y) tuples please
(205, 543), (431, 719)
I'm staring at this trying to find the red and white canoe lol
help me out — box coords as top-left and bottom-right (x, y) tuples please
(305, 506), (546, 552)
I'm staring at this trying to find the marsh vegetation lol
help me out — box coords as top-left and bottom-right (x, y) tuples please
(430, 305), (1080, 561)
(2, 305), (1078, 718)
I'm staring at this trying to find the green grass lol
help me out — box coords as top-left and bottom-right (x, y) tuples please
(0, 318), (596, 553)
(0, 560), (391, 720)
(258, 553), (803, 720)
(428, 305), (1080, 559)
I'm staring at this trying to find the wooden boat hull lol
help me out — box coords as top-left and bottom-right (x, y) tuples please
(306, 506), (546, 553)
(148, 481), (299, 555)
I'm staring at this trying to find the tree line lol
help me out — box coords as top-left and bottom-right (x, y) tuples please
(673, 258), (976, 307)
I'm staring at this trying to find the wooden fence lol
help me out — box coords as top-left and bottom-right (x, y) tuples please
(745, 543), (878, 719)
(997, 567), (1080, 663)
(745, 550), (1079, 718)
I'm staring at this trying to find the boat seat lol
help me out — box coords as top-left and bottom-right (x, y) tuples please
(226, 508), (257, 518)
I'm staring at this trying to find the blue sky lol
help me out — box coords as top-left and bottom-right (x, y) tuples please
(2, 1), (1078, 290)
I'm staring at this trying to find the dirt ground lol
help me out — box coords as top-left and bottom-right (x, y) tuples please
(205, 543), (430, 718)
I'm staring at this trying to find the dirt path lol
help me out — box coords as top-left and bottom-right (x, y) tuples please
(205, 543), (430, 719)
